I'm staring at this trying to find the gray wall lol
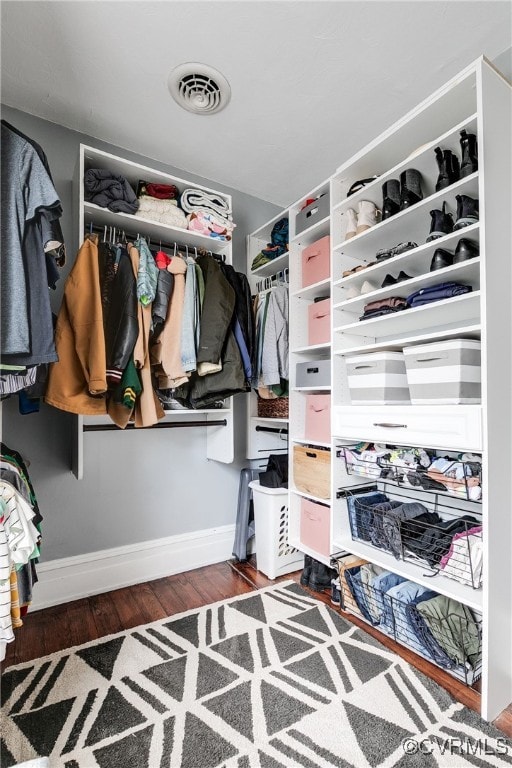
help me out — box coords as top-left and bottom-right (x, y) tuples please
(1, 105), (280, 562)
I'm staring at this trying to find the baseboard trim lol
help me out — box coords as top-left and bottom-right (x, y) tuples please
(32, 524), (239, 610)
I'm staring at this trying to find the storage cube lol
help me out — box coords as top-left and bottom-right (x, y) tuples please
(301, 235), (331, 287)
(296, 193), (330, 235)
(300, 498), (331, 557)
(296, 359), (331, 388)
(305, 394), (331, 443)
(248, 481), (304, 580)
(346, 351), (410, 404)
(403, 339), (481, 404)
(308, 298), (331, 345)
(293, 445), (331, 499)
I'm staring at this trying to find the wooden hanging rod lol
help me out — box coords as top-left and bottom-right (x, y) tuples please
(83, 419), (227, 432)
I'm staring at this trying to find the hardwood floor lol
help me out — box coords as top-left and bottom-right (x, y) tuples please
(2, 557), (511, 737)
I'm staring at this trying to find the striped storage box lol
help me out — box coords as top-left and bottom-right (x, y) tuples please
(346, 352), (410, 404)
(403, 339), (481, 404)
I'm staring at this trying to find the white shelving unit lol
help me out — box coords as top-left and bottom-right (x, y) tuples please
(246, 209), (291, 461)
(329, 57), (511, 721)
(72, 144), (235, 479)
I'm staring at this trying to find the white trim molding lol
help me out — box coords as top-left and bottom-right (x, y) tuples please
(32, 524), (240, 610)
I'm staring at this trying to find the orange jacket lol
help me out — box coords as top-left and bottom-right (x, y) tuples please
(45, 234), (107, 415)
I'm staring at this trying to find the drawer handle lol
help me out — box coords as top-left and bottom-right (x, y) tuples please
(354, 364), (374, 370)
(306, 252), (319, 261)
(306, 512), (320, 521)
(311, 406), (327, 412)
(372, 422), (408, 428)
(306, 367), (319, 374)
(416, 355), (444, 362)
(306, 207), (319, 219)
(306, 451), (317, 458)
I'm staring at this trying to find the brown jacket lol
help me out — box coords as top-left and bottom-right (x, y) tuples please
(45, 234), (108, 415)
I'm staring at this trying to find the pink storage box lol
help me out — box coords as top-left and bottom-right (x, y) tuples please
(300, 498), (331, 557)
(305, 394), (331, 443)
(301, 235), (331, 287)
(308, 298), (331, 345)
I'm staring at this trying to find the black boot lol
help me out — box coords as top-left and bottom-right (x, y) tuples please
(435, 147), (460, 191)
(426, 202), (454, 242)
(430, 248), (454, 271)
(453, 238), (479, 263)
(308, 560), (336, 592)
(382, 179), (401, 220)
(300, 554), (313, 587)
(400, 169), (423, 210)
(454, 194), (479, 230)
(460, 130), (478, 177)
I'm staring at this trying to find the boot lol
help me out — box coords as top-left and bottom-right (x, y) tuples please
(300, 554), (313, 587)
(382, 179), (401, 220)
(454, 194), (479, 229)
(435, 147), (460, 191)
(426, 202), (454, 242)
(356, 200), (379, 234)
(460, 129), (478, 177)
(400, 168), (423, 210)
(308, 559), (336, 592)
(344, 208), (357, 240)
(453, 238), (479, 263)
(430, 248), (454, 271)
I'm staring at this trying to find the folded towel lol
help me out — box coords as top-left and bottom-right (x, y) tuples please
(84, 168), (139, 214)
(180, 187), (233, 225)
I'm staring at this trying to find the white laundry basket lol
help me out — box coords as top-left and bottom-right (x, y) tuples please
(248, 481), (304, 580)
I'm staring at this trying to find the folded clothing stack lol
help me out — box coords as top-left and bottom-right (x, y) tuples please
(360, 295), (408, 320)
(135, 180), (187, 228)
(251, 218), (289, 270)
(406, 281), (472, 307)
(180, 188), (235, 241)
(84, 168), (139, 214)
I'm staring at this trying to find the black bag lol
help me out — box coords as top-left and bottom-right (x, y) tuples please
(259, 453), (288, 489)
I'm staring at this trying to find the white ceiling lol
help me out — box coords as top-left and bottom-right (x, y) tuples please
(1, 1), (511, 206)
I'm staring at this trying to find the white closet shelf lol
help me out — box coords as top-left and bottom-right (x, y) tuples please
(331, 536), (482, 611)
(290, 437), (331, 449)
(82, 410), (231, 427)
(333, 291), (480, 338)
(333, 223), (480, 288)
(293, 386), (331, 392)
(332, 172), (479, 257)
(291, 215), (330, 245)
(251, 417), (289, 425)
(250, 251), (289, 278)
(292, 278), (331, 300)
(290, 488), (332, 506)
(83, 202), (230, 255)
(250, 211), (289, 244)
(333, 259), (480, 314)
(292, 342), (332, 354)
(332, 113), (478, 215)
(333, 323), (481, 357)
(287, 536), (332, 565)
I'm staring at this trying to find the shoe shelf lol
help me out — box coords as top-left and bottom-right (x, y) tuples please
(332, 222), (480, 289)
(333, 323), (481, 357)
(250, 251), (289, 279)
(292, 277), (330, 300)
(332, 172), (479, 259)
(332, 259), (481, 315)
(331, 114), (478, 216)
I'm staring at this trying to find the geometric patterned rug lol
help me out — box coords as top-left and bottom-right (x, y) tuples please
(1, 582), (510, 768)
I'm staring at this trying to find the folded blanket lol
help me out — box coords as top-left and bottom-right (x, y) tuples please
(84, 168), (139, 214)
(135, 197), (188, 229)
(187, 211), (234, 241)
(180, 187), (234, 225)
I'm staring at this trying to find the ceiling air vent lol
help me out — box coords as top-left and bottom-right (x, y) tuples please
(168, 63), (231, 115)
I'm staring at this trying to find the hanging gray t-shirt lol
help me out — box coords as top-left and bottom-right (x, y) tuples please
(1, 124), (60, 355)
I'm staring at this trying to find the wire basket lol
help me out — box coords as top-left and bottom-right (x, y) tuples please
(336, 558), (482, 686)
(344, 486), (483, 589)
(342, 446), (482, 503)
(257, 396), (289, 418)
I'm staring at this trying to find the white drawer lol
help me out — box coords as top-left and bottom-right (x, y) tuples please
(332, 405), (482, 452)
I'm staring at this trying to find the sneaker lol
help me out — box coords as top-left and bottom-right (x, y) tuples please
(331, 577), (341, 606)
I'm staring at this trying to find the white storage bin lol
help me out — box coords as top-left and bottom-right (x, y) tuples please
(403, 339), (481, 404)
(248, 481), (304, 579)
(346, 351), (410, 404)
